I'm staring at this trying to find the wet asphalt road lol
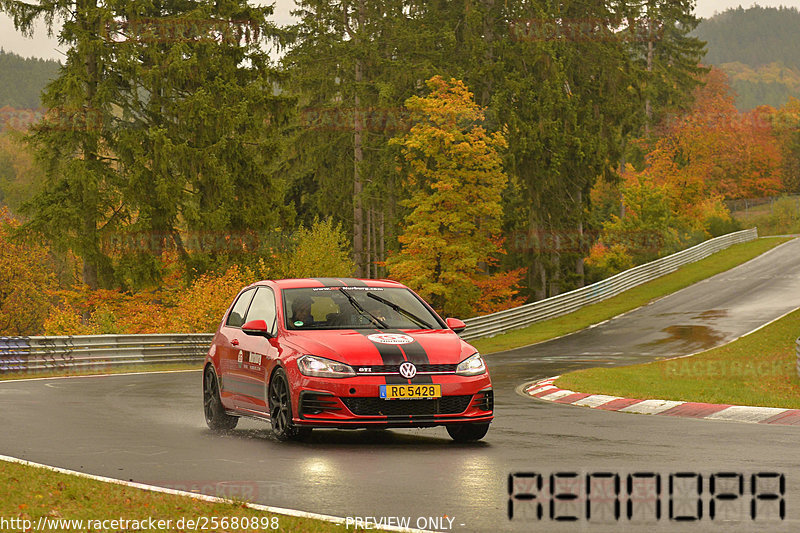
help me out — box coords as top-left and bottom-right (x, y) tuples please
(2, 238), (800, 533)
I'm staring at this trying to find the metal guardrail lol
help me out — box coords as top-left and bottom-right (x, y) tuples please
(459, 228), (759, 340)
(0, 334), (212, 374)
(796, 337), (800, 378)
(0, 229), (760, 374)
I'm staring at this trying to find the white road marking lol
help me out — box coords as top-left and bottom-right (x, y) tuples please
(0, 454), (433, 533)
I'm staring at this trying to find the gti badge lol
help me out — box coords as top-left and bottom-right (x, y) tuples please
(399, 361), (417, 379)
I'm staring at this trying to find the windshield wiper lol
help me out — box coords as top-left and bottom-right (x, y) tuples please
(339, 289), (389, 329)
(366, 292), (434, 329)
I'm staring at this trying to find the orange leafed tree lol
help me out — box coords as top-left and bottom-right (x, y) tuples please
(640, 67), (783, 207)
(0, 208), (55, 335)
(170, 265), (255, 333)
(765, 97), (800, 192)
(45, 264), (255, 335)
(387, 76), (524, 317)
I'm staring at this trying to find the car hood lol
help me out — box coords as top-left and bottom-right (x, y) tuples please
(282, 329), (475, 366)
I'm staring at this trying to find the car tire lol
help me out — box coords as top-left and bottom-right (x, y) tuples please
(268, 368), (311, 441)
(446, 423), (489, 442)
(203, 365), (238, 431)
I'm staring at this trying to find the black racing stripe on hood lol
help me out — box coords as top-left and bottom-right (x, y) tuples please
(356, 330), (407, 384)
(387, 329), (433, 385)
(337, 278), (367, 286)
(313, 278), (345, 287)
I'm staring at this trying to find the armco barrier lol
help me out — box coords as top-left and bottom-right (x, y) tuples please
(459, 228), (758, 340)
(0, 229), (762, 374)
(0, 334), (212, 374)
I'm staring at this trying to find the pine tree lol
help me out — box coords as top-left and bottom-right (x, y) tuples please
(388, 76), (509, 316)
(107, 0), (292, 284)
(3, 0), (122, 288)
(282, 0), (443, 277)
(2, 0), (293, 288)
(630, 0), (707, 133)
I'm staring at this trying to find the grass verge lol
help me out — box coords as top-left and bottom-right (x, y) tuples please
(0, 459), (382, 532)
(472, 237), (794, 355)
(554, 308), (800, 409)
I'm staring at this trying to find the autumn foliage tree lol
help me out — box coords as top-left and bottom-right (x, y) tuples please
(41, 219), (357, 335)
(388, 76), (523, 317)
(0, 208), (55, 334)
(766, 97), (800, 192)
(44, 263), (255, 335)
(639, 67), (783, 206)
(281, 218), (355, 280)
(584, 69), (783, 276)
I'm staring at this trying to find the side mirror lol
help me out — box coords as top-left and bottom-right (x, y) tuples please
(242, 319), (273, 338)
(445, 317), (466, 333)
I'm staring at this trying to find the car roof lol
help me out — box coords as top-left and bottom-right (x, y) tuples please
(255, 278), (408, 290)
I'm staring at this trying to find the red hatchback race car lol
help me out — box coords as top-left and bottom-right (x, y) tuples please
(202, 278), (493, 441)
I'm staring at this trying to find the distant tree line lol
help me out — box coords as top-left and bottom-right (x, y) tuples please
(694, 6), (800, 69)
(694, 6), (800, 110)
(8, 0), (794, 323)
(0, 49), (60, 108)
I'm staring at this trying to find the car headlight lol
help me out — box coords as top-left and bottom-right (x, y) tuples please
(297, 355), (356, 378)
(456, 353), (486, 376)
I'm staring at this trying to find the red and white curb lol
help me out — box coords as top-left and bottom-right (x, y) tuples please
(524, 377), (800, 426)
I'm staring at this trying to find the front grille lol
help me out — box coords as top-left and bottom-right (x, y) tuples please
(356, 364), (458, 374)
(342, 395), (472, 417)
(299, 392), (341, 416)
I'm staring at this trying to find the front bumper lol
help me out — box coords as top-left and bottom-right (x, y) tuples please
(291, 372), (494, 429)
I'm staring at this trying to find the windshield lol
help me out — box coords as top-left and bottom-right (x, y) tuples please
(282, 287), (445, 331)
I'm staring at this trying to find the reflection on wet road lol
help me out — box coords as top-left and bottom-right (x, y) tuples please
(645, 323), (726, 352)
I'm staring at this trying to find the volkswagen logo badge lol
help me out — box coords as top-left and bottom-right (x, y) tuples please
(399, 362), (417, 379)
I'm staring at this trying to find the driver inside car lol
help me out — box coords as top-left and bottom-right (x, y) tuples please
(290, 296), (315, 327)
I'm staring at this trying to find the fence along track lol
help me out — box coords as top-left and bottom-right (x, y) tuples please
(459, 228), (758, 340)
(0, 229), (759, 372)
(0, 334), (213, 374)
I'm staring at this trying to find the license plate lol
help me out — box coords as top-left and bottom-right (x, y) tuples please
(380, 384), (441, 400)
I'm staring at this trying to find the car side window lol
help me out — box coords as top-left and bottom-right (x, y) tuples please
(226, 289), (255, 328)
(244, 287), (277, 335)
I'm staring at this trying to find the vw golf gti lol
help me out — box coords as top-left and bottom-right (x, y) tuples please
(202, 278), (493, 441)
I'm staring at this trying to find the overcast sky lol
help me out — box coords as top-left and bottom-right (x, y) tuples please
(2, 1), (800, 62)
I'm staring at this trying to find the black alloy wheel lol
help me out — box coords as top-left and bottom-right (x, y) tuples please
(269, 368), (311, 441)
(203, 365), (238, 430)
